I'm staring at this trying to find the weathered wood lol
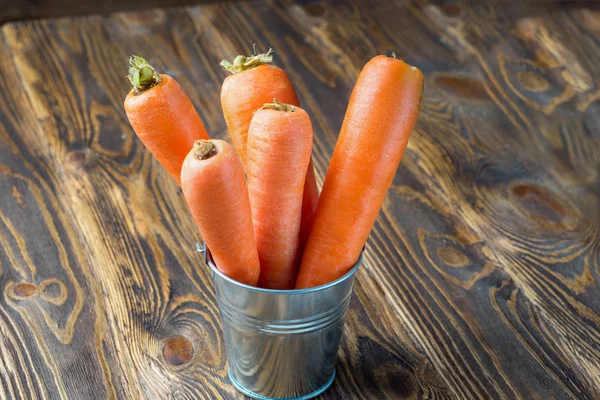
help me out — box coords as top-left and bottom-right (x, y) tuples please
(0, 0), (598, 399)
(0, 0), (214, 24)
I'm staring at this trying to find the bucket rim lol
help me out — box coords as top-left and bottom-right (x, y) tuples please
(196, 242), (364, 294)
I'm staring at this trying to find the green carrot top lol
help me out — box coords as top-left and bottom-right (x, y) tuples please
(127, 55), (161, 93)
(220, 46), (274, 74)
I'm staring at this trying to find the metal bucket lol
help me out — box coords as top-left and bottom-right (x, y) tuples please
(197, 243), (363, 400)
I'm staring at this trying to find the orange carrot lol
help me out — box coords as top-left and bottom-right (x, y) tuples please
(124, 55), (209, 185)
(295, 55), (424, 289)
(298, 163), (319, 256)
(246, 101), (313, 289)
(220, 48), (319, 261)
(181, 140), (260, 286)
(220, 49), (299, 166)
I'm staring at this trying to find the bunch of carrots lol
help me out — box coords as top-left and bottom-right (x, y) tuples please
(124, 49), (423, 290)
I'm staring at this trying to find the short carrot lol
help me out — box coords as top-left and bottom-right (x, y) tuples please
(181, 140), (260, 286)
(220, 48), (319, 259)
(246, 101), (313, 289)
(295, 55), (424, 289)
(220, 48), (299, 166)
(124, 55), (209, 185)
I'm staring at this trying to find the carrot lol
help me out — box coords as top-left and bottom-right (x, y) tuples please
(295, 55), (424, 289)
(124, 55), (209, 185)
(246, 101), (313, 289)
(181, 139), (260, 286)
(220, 48), (319, 261)
(298, 163), (319, 257)
(220, 48), (299, 166)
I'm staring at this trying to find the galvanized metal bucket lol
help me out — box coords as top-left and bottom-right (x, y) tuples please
(197, 243), (363, 400)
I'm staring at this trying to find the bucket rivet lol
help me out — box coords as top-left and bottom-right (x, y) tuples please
(163, 336), (194, 366)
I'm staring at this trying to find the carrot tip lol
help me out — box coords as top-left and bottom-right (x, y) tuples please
(193, 140), (217, 160)
(127, 55), (161, 94)
(261, 98), (296, 112)
(220, 47), (274, 74)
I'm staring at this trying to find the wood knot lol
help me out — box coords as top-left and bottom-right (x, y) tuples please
(375, 363), (416, 398)
(437, 246), (469, 268)
(13, 283), (37, 298)
(517, 70), (551, 92)
(163, 336), (194, 366)
(303, 3), (326, 17)
(435, 74), (490, 101)
(39, 278), (67, 305)
(64, 148), (97, 171)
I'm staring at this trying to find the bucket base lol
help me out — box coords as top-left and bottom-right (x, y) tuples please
(228, 368), (336, 400)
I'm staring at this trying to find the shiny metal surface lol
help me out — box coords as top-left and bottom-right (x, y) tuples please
(198, 243), (363, 400)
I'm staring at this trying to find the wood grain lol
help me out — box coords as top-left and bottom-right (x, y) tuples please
(0, 0), (598, 399)
(0, 0), (215, 24)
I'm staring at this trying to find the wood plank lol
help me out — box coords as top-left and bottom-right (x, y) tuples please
(0, 31), (124, 400)
(238, 1), (600, 398)
(0, 0), (213, 24)
(0, 3), (450, 399)
(0, 0), (598, 399)
(1, 13), (236, 399)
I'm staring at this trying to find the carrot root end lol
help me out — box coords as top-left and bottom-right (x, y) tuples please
(261, 98), (296, 112)
(193, 140), (218, 160)
(128, 55), (161, 94)
(221, 47), (274, 74)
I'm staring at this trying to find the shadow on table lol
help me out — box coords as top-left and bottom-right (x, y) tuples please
(327, 334), (451, 399)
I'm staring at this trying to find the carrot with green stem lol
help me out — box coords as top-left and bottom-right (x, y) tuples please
(220, 48), (298, 166)
(124, 55), (209, 185)
(246, 100), (313, 289)
(181, 140), (260, 286)
(220, 48), (319, 259)
(295, 55), (424, 289)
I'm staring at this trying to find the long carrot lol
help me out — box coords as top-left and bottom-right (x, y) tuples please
(220, 48), (319, 261)
(181, 139), (260, 286)
(298, 163), (319, 256)
(246, 101), (313, 289)
(124, 55), (209, 185)
(295, 55), (424, 289)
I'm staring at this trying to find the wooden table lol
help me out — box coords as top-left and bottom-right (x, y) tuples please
(0, 1), (598, 398)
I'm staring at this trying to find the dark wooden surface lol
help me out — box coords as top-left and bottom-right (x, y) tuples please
(0, 0), (599, 399)
(0, 0), (214, 24)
